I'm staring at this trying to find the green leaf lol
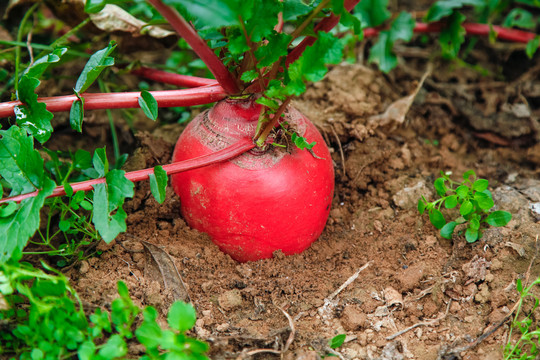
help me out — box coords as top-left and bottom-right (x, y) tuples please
(469, 217), (480, 230)
(418, 198), (426, 214)
(69, 98), (84, 133)
(485, 210), (512, 227)
(0, 202), (18, 218)
(472, 179), (489, 192)
(460, 200), (473, 216)
(149, 166), (168, 204)
(462, 169), (476, 181)
(456, 185), (470, 199)
(15, 76), (54, 143)
(433, 177), (447, 196)
(93, 148), (109, 177)
(440, 221), (457, 239)
(85, 0), (107, 13)
(516, 278), (523, 293)
(503, 8), (536, 29)
(291, 132), (316, 150)
(256, 96), (280, 110)
(526, 36), (540, 58)
(332, 0), (361, 34)
(465, 227), (479, 243)
(444, 195), (458, 209)
(283, 0), (314, 21)
(329, 334), (346, 349)
(240, 70), (258, 83)
(59, 220), (70, 232)
(474, 192), (494, 210)
(138, 90), (158, 121)
(78, 340), (96, 360)
(245, 0), (282, 42)
(165, 0), (243, 29)
(136, 307), (162, 349)
(439, 11), (466, 59)
(98, 334), (127, 358)
(74, 41), (117, 93)
(424, 0), (484, 22)
(429, 209), (446, 229)
(167, 301), (197, 332)
(0, 179), (55, 264)
(92, 169), (134, 243)
(22, 47), (68, 80)
(355, 0), (391, 28)
(254, 32), (292, 68)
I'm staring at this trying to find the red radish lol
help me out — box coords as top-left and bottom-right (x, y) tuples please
(171, 98), (334, 262)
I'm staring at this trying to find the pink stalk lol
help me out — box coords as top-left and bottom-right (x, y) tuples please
(131, 67), (219, 87)
(146, 0), (240, 94)
(0, 85), (226, 118)
(0, 138), (255, 204)
(288, 19), (538, 65)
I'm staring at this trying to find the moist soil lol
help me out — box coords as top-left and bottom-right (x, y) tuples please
(63, 58), (540, 360)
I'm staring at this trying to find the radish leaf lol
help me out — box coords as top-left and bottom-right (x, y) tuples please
(355, 0), (391, 27)
(74, 41), (117, 94)
(149, 166), (168, 204)
(138, 90), (158, 121)
(167, 301), (197, 332)
(22, 47), (67, 80)
(425, 0), (484, 22)
(439, 11), (466, 59)
(15, 76), (54, 144)
(70, 97), (85, 133)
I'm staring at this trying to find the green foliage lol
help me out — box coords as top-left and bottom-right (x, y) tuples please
(504, 276), (540, 359)
(149, 166), (168, 204)
(0, 260), (208, 359)
(418, 170), (512, 243)
(138, 90), (159, 121)
(329, 334), (346, 349)
(15, 76), (54, 144)
(74, 41), (117, 94)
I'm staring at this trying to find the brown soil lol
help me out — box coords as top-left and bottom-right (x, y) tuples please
(66, 61), (540, 360)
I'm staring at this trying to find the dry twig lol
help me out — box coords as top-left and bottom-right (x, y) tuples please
(327, 262), (371, 301)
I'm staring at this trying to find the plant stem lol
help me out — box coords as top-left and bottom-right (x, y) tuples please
(289, 0), (331, 41)
(131, 67), (218, 87)
(14, 2), (40, 95)
(240, 18), (266, 92)
(98, 79), (121, 163)
(0, 138), (255, 204)
(0, 85), (227, 118)
(146, 0), (240, 94)
(255, 97), (291, 147)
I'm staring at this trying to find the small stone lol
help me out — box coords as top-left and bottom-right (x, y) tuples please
(79, 261), (90, 274)
(393, 181), (434, 210)
(216, 323), (229, 332)
(396, 262), (425, 292)
(340, 305), (367, 331)
(201, 281), (214, 293)
(218, 289), (243, 310)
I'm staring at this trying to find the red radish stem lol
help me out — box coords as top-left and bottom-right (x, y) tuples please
(0, 138), (255, 205)
(288, 20), (538, 65)
(131, 67), (218, 87)
(0, 85), (226, 117)
(146, 0), (240, 94)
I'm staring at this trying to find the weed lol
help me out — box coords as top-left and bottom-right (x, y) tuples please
(418, 170), (512, 242)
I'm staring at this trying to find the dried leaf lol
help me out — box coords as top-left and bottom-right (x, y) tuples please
(141, 241), (190, 303)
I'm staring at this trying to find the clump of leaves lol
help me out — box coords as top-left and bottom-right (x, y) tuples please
(0, 259), (207, 359)
(418, 170), (512, 243)
(504, 275), (540, 360)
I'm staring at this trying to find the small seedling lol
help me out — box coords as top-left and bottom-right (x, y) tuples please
(418, 170), (512, 243)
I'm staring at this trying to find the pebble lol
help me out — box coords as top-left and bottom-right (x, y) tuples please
(79, 260), (90, 274)
(392, 180), (434, 210)
(218, 289), (243, 310)
(340, 305), (367, 331)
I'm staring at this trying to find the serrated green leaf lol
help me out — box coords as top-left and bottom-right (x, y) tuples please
(465, 227), (478, 243)
(240, 69), (259, 83)
(439, 11), (466, 59)
(474, 192), (494, 210)
(69, 98), (84, 133)
(440, 221), (457, 239)
(0, 179), (55, 264)
(444, 195), (458, 209)
(74, 41), (117, 93)
(15, 76), (54, 144)
(485, 210), (512, 227)
(460, 200), (473, 216)
(22, 47), (68, 80)
(138, 90), (158, 121)
(526, 36), (540, 58)
(92, 170), (134, 243)
(256, 96), (280, 110)
(291, 132), (316, 150)
(329, 334), (346, 349)
(245, 0), (282, 42)
(149, 166), (167, 204)
(429, 209), (446, 229)
(332, 0), (361, 34)
(355, 0), (391, 28)
(255, 32), (292, 68)
(164, 0), (243, 29)
(389, 12), (414, 43)
(472, 179), (489, 192)
(283, 0), (314, 21)
(503, 8), (536, 29)
(456, 185), (470, 199)
(167, 301), (197, 332)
